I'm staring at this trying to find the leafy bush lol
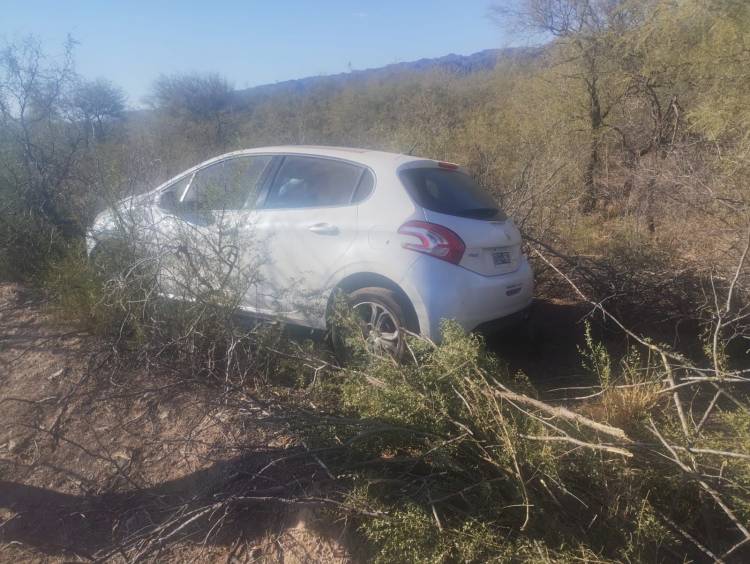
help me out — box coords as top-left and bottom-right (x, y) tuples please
(287, 318), (750, 562)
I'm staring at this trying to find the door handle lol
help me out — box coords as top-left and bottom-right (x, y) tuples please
(307, 222), (339, 235)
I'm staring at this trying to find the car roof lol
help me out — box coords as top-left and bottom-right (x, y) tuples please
(147, 145), (462, 197)
(212, 145), (432, 170)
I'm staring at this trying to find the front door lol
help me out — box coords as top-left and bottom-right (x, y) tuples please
(156, 154), (273, 307)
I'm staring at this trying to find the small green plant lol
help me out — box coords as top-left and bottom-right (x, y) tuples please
(579, 320), (612, 387)
(578, 324), (663, 430)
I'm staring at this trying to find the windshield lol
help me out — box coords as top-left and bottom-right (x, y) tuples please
(399, 167), (506, 220)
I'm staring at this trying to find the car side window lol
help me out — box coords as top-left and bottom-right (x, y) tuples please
(264, 156), (363, 209)
(352, 168), (375, 204)
(182, 155), (272, 211)
(158, 176), (191, 209)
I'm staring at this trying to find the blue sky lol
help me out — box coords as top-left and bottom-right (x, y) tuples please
(3, 1), (517, 106)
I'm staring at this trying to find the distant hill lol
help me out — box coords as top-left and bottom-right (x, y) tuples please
(127, 47), (536, 117)
(231, 48), (532, 104)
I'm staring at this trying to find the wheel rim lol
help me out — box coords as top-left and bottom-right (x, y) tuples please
(352, 301), (402, 356)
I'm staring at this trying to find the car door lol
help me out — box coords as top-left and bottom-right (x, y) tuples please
(155, 154), (273, 306)
(252, 154), (372, 327)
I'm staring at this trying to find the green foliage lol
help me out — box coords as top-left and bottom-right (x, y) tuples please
(578, 322), (665, 431)
(580, 320), (612, 387)
(360, 504), (448, 564)
(710, 410), (750, 523)
(294, 322), (700, 561)
(0, 209), (70, 281)
(42, 247), (109, 324)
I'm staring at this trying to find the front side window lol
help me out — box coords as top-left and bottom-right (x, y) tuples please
(182, 155), (272, 211)
(158, 175), (191, 209)
(264, 156), (363, 209)
(399, 167), (506, 220)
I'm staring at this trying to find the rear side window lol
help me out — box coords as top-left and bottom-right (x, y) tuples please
(264, 156), (363, 209)
(399, 168), (506, 220)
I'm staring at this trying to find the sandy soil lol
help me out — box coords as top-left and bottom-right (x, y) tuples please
(0, 284), (349, 563)
(0, 279), (679, 562)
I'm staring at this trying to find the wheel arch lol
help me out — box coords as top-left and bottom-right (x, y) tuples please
(327, 272), (420, 333)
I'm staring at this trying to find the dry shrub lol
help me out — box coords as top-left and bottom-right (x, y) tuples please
(599, 383), (662, 432)
(578, 323), (664, 431)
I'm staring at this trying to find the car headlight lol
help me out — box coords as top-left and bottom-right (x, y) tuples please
(86, 211), (115, 254)
(93, 211), (116, 233)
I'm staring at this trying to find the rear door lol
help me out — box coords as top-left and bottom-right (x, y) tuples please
(252, 154), (372, 326)
(399, 165), (522, 276)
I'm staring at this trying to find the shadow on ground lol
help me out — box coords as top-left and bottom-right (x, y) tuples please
(0, 283), (350, 562)
(0, 449), (343, 560)
(484, 299), (598, 392)
(485, 297), (710, 394)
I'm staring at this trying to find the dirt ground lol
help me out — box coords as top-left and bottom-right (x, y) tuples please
(0, 284), (350, 562)
(0, 281), (697, 562)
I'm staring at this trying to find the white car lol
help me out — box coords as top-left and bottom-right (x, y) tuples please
(88, 146), (534, 356)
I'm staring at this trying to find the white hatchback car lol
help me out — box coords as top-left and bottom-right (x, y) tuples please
(88, 146), (534, 355)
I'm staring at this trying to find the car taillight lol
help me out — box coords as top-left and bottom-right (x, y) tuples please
(398, 221), (465, 265)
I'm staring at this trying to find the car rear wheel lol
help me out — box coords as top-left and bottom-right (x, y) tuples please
(331, 286), (410, 363)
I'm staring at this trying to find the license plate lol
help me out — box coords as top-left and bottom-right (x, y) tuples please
(492, 250), (512, 266)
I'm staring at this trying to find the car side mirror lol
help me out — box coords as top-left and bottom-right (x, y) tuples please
(159, 190), (179, 211)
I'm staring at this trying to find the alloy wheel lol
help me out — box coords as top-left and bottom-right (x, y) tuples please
(352, 300), (402, 357)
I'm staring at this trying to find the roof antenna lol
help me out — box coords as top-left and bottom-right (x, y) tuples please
(407, 141), (419, 155)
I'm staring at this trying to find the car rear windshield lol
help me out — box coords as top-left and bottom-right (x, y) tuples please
(399, 167), (506, 220)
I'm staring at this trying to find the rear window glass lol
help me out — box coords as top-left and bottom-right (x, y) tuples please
(399, 168), (506, 220)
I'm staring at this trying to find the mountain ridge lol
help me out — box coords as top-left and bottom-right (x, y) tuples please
(231, 47), (532, 103)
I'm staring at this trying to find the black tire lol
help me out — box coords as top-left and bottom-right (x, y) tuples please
(330, 286), (411, 364)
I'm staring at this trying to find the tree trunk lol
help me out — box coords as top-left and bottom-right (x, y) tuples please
(580, 75), (603, 214)
(581, 138), (599, 213)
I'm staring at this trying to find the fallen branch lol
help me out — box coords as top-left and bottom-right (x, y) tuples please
(519, 434), (632, 457)
(649, 419), (750, 546)
(493, 386), (631, 443)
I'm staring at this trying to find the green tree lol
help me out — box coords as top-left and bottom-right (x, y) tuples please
(493, 0), (646, 213)
(0, 36), (85, 239)
(151, 72), (234, 146)
(73, 78), (126, 142)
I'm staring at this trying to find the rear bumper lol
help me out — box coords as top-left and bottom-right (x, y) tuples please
(399, 255), (534, 342)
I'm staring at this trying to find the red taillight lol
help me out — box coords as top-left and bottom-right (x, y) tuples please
(398, 221), (465, 265)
